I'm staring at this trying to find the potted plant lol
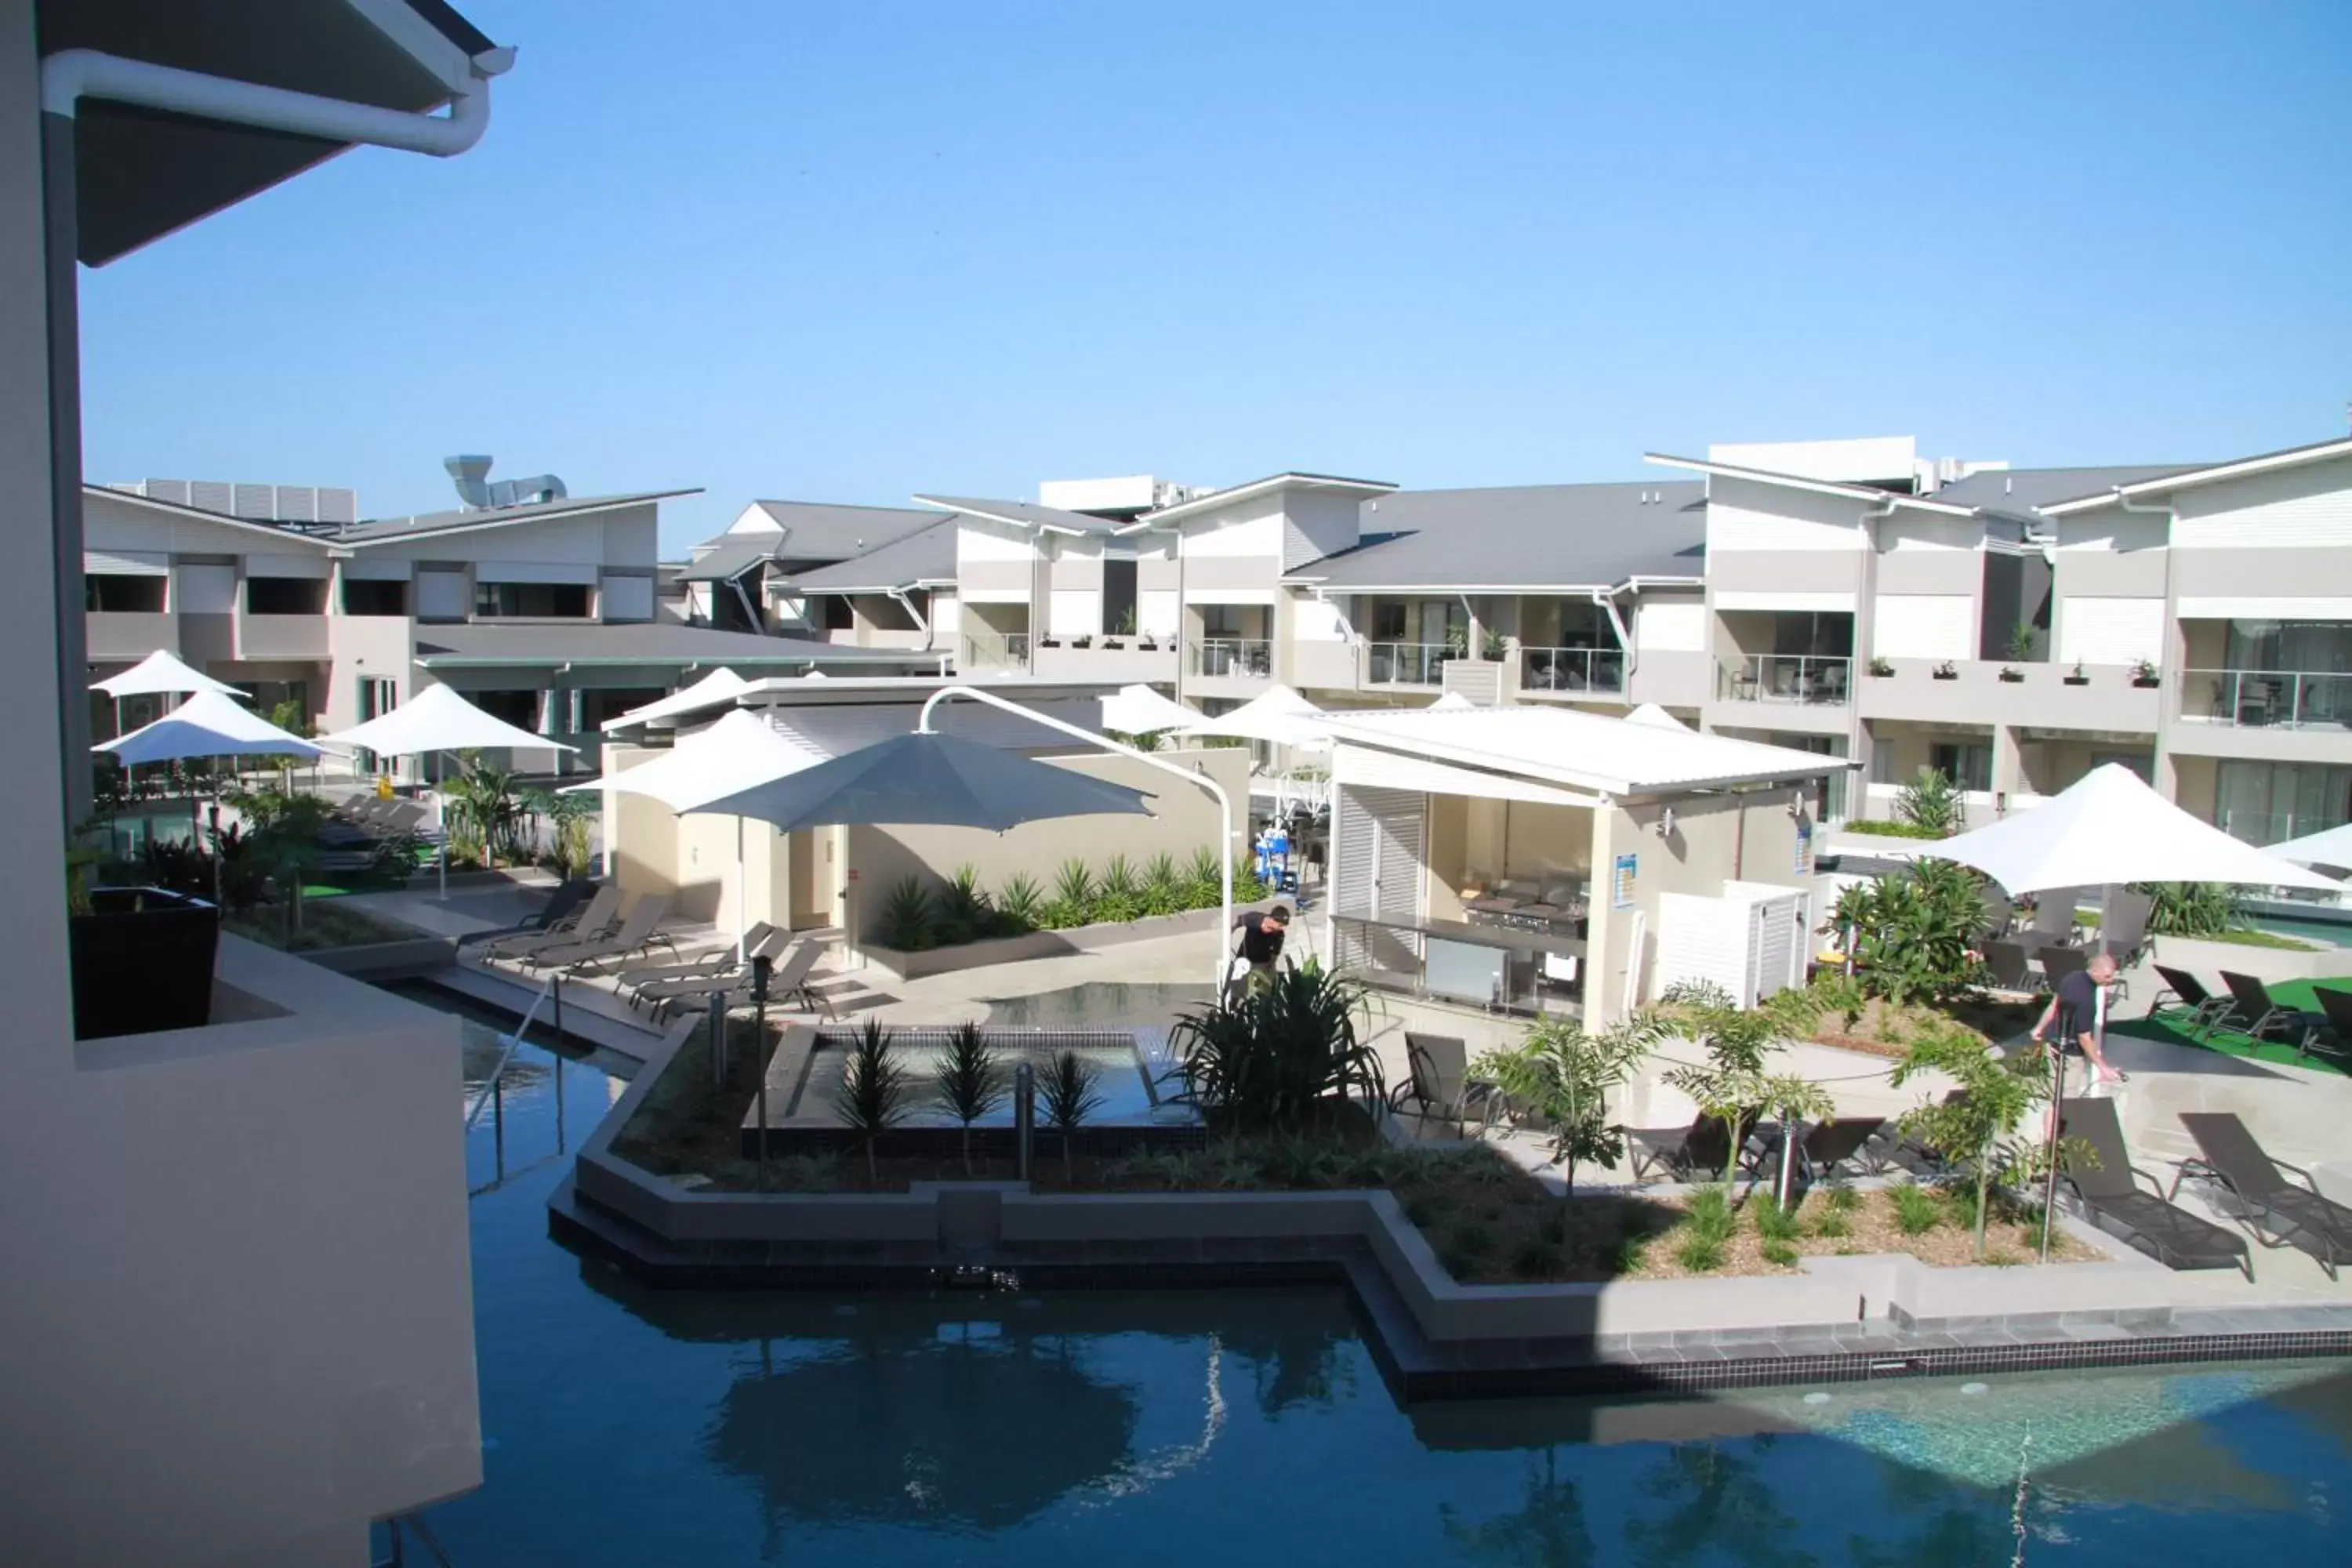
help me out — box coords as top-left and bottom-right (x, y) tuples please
(1931, 660), (1958, 681)
(1481, 627), (1509, 661)
(69, 816), (219, 1040)
(2063, 660), (2089, 686)
(1102, 606), (1135, 650)
(2005, 621), (2040, 662)
(2129, 657), (2161, 688)
(1867, 655), (1895, 677)
(1998, 665), (2024, 683)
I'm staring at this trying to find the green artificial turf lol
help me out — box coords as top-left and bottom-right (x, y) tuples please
(2109, 975), (2352, 1076)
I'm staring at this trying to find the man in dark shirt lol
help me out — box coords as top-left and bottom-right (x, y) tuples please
(2032, 952), (2125, 1113)
(1229, 905), (1290, 1003)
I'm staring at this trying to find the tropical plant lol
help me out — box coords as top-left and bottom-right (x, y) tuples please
(2006, 621), (2040, 662)
(443, 757), (527, 869)
(1758, 1070), (1835, 1208)
(936, 863), (990, 945)
(1889, 1015), (2050, 1259)
(1893, 768), (1965, 837)
(1866, 655), (1895, 677)
(1140, 851), (1184, 916)
(1830, 858), (1984, 1005)
(1481, 626), (1509, 660)
(1182, 845), (1223, 906)
(1093, 855), (1143, 923)
(833, 1018), (909, 1181)
(995, 871), (1044, 932)
(1232, 855), (1270, 904)
(1443, 621), (1469, 659)
(2129, 655), (2159, 684)
(230, 785), (332, 930)
(1660, 981), (1778, 1186)
(2137, 880), (2249, 938)
(1475, 1011), (1661, 1191)
(1040, 1047), (1105, 1179)
(521, 787), (596, 880)
(1174, 960), (1384, 1131)
(1054, 858), (1094, 910)
(878, 876), (938, 951)
(932, 1021), (1004, 1174)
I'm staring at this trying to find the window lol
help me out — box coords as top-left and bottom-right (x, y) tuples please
(474, 581), (590, 619)
(2090, 750), (2153, 784)
(822, 595), (855, 630)
(1101, 557), (1138, 635)
(1929, 742), (1991, 792)
(1369, 599), (1409, 641)
(85, 575), (165, 612)
(245, 576), (327, 615)
(1869, 736), (1898, 785)
(341, 578), (407, 615)
(2215, 760), (2352, 847)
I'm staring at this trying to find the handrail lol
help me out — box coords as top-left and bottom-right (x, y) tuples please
(463, 973), (557, 1130)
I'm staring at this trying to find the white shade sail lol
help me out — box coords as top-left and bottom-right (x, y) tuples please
(2264, 819), (2352, 870)
(96, 690), (321, 767)
(1625, 702), (1692, 731)
(1426, 691), (1478, 712)
(602, 667), (750, 731)
(564, 710), (813, 810)
(91, 649), (245, 699)
(1098, 684), (1201, 736)
(1171, 684), (1331, 750)
(320, 682), (575, 757)
(1928, 764), (2342, 894)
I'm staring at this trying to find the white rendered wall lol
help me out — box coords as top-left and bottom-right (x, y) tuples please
(1179, 506), (1285, 558)
(1636, 598), (1706, 652)
(1704, 477), (1871, 552)
(2172, 455), (2352, 549)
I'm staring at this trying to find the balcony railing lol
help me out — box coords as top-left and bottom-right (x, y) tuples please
(960, 630), (1030, 670)
(1364, 641), (1452, 686)
(1718, 654), (1851, 706)
(1521, 646), (1626, 696)
(1189, 637), (1272, 680)
(2180, 668), (2352, 730)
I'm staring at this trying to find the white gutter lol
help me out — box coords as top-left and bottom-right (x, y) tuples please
(40, 43), (515, 155)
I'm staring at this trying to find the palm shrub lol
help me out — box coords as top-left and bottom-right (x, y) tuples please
(1039, 858), (1094, 928)
(1140, 852), (1184, 916)
(1173, 960), (1383, 1131)
(833, 1018), (909, 1182)
(524, 787), (596, 880)
(1893, 768), (1965, 837)
(445, 757), (526, 869)
(995, 871), (1044, 933)
(1831, 858), (1984, 1005)
(1040, 1047), (1105, 1178)
(936, 863), (990, 946)
(2137, 880), (2249, 938)
(1181, 846), (1223, 909)
(1889, 1015), (2049, 1260)
(932, 1021), (1004, 1175)
(879, 877), (938, 951)
(1094, 855), (1144, 924)
(1475, 1011), (1661, 1191)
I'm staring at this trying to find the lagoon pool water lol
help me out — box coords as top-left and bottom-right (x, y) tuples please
(412, 987), (2352, 1566)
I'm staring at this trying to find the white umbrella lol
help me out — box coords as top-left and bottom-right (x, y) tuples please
(1098, 684), (1201, 736)
(320, 684), (578, 895)
(1928, 764), (2340, 895)
(564, 710), (816, 956)
(91, 649), (246, 699)
(602, 668), (750, 731)
(1172, 684), (1331, 751)
(2263, 819), (2352, 871)
(97, 690), (321, 767)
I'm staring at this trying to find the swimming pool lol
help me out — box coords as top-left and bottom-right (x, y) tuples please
(412, 987), (2352, 1564)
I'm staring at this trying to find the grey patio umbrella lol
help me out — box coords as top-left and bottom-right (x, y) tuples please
(689, 729), (1155, 834)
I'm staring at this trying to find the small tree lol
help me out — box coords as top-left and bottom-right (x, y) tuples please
(1889, 1018), (2047, 1260)
(1830, 858), (1984, 1006)
(1893, 768), (1965, 837)
(1039, 1048), (1105, 1180)
(1759, 1071), (1835, 1209)
(1660, 982), (1779, 1187)
(932, 1021), (1004, 1175)
(1476, 1012), (1660, 1192)
(833, 1018), (908, 1183)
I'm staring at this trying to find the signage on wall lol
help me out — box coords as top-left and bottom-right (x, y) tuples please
(1794, 818), (1814, 877)
(1611, 852), (1638, 909)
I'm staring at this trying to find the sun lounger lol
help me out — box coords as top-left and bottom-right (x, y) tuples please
(2038, 944), (2089, 988)
(1982, 939), (2037, 993)
(2216, 971), (2327, 1058)
(2307, 987), (2352, 1064)
(618, 925), (786, 1004)
(457, 880), (597, 948)
(2174, 1111), (2352, 1280)
(2148, 965), (2232, 1032)
(641, 941), (829, 1022)
(1784, 1116), (1890, 1183)
(1627, 1109), (1761, 1184)
(481, 884), (623, 960)
(2099, 888), (2155, 970)
(525, 894), (674, 973)
(1385, 1032), (1494, 1136)
(2059, 1096), (2252, 1278)
(1864, 1090), (1966, 1177)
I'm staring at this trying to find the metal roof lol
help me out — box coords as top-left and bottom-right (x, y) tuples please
(1127, 472), (1397, 530)
(781, 518), (957, 594)
(739, 500), (941, 562)
(411, 622), (939, 670)
(2038, 435), (2352, 515)
(911, 495), (1123, 537)
(1285, 481), (1706, 590)
(1927, 465), (2205, 520)
(1320, 706), (1856, 797)
(677, 538), (779, 583)
(333, 488), (699, 544)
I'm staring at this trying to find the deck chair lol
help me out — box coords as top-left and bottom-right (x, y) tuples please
(2038, 944), (2089, 989)
(2017, 890), (2078, 949)
(2059, 1096), (2252, 1277)
(481, 884), (622, 960)
(641, 939), (829, 1022)
(1788, 1116), (1890, 1183)
(1864, 1091), (1965, 1177)
(615, 923), (782, 998)
(2098, 888), (2155, 970)
(1981, 939), (2037, 993)
(2304, 986), (2352, 1064)
(1626, 1109), (1759, 1183)
(1976, 891), (2015, 940)
(2174, 1112), (2352, 1280)
(526, 893), (674, 972)
(1385, 1033), (1496, 1137)
(457, 880), (596, 949)
(2216, 971), (2326, 1058)
(2148, 965), (2232, 1033)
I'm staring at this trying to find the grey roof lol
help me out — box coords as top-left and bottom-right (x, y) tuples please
(1285, 481), (1708, 590)
(911, 495), (1123, 535)
(411, 622), (938, 669)
(333, 488), (700, 544)
(1929, 465), (2206, 518)
(782, 519), (958, 594)
(677, 538), (779, 583)
(741, 501), (941, 563)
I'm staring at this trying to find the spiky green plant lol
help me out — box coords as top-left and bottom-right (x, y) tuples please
(1172, 960), (1384, 1131)
(1893, 768), (1965, 837)
(936, 863), (990, 946)
(1054, 858), (1094, 909)
(1475, 1010), (1661, 1192)
(1181, 845), (1223, 909)
(1093, 855), (1144, 923)
(1040, 1047), (1105, 1179)
(1140, 852), (1183, 916)
(932, 1021), (1004, 1175)
(878, 877), (937, 951)
(995, 871), (1044, 932)
(833, 1018), (908, 1182)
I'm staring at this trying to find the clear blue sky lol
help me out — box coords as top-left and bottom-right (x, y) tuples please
(78, 1), (2352, 551)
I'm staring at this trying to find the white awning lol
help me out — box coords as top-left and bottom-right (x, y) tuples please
(242, 551), (330, 579)
(339, 556), (414, 582)
(474, 560), (600, 585)
(85, 549), (169, 577)
(1333, 741), (1603, 809)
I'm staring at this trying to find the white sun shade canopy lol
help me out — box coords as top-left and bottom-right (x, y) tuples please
(2267, 819), (2352, 870)
(1098, 684), (1202, 736)
(1172, 684), (1331, 750)
(91, 649), (245, 699)
(1319, 705), (1851, 796)
(564, 709), (815, 811)
(1930, 764), (2342, 894)
(601, 668), (750, 731)
(96, 690), (321, 767)
(320, 682), (575, 757)
(1625, 702), (1692, 731)
(1426, 691), (1479, 712)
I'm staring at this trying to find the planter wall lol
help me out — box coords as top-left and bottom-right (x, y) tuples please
(71, 886), (218, 1040)
(299, 935), (456, 981)
(861, 906), (1225, 984)
(2149, 933), (2352, 985)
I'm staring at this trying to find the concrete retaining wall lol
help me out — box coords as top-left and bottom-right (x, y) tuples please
(861, 906), (1224, 983)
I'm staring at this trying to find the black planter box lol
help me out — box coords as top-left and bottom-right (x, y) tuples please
(71, 886), (219, 1040)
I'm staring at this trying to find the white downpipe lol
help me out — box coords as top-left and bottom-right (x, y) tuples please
(916, 684), (1236, 993)
(40, 45), (514, 156)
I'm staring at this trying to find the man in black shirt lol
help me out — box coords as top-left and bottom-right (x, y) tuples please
(2032, 951), (2125, 1109)
(1229, 905), (1290, 1003)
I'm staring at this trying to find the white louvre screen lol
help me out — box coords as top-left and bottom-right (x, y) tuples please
(2058, 597), (2164, 667)
(1330, 784), (1424, 977)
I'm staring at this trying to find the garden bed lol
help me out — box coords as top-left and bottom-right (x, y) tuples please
(223, 902), (430, 953)
(1622, 1182), (2089, 1280)
(1805, 993), (2042, 1058)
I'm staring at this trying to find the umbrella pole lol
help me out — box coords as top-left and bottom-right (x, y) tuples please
(736, 816), (749, 964)
(437, 751), (448, 899)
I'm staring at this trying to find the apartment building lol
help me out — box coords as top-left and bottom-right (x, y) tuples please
(86, 470), (938, 768)
(677, 497), (942, 636)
